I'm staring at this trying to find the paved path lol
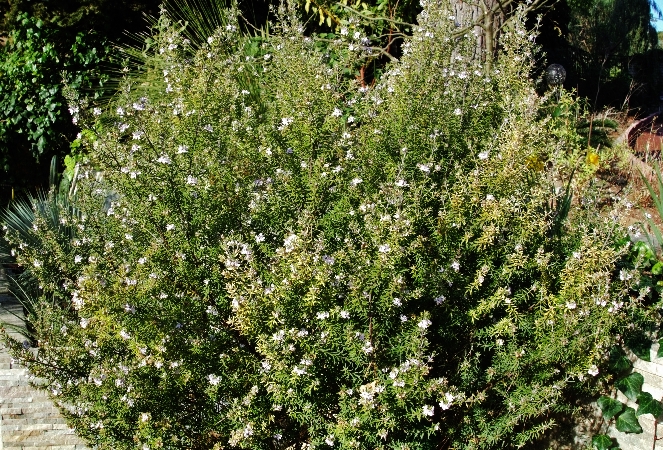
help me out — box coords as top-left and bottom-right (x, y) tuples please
(0, 269), (88, 449)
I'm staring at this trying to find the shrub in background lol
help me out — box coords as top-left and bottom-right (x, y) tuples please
(1, 1), (651, 448)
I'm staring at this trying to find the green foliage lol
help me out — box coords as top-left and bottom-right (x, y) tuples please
(598, 395), (624, 419)
(0, 12), (109, 180)
(615, 372), (644, 401)
(635, 391), (663, 418)
(615, 406), (643, 433)
(592, 433), (619, 450)
(0, 2), (650, 449)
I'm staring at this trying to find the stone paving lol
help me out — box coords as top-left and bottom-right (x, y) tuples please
(0, 268), (88, 450)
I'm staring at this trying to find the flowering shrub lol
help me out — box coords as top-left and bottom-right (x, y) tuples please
(0, 1), (648, 449)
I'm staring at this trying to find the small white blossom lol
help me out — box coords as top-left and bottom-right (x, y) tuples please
(423, 405), (434, 416)
(156, 154), (172, 164)
(588, 365), (599, 376)
(418, 319), (432, 329)
(451, 261), (460, 271)
(478, 151), (489, 160)
(331, 108), (342, 117)
(340, 310), (350, 319)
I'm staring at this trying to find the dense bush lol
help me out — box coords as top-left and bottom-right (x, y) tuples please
(0, 11), (111, 193)
(0, 1), (651, 449)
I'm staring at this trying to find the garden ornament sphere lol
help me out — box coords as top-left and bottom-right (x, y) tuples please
(546, 64), (566, 87)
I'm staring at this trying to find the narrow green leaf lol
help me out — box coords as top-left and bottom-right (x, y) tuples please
(657, 339), (663, 358)
(615, 407), (643, 433)
(597, 396), (624, 419)
(636, 392), (663, 418)
(615, 372), (644, 401)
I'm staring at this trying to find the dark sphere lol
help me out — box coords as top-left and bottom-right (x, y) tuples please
(546, 64), (566, 86)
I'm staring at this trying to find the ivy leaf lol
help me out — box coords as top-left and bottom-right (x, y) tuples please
(597, 396), (624, 419)
(615, 407), (643, 433)
(615, 372), (644, 401)
(591, 434), (614, 450)
(609, 347), (632, 374)
(636, 392), (663, 418)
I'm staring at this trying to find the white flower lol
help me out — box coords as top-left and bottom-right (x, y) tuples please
(347, 116), (355, 123)
(566, 301), (577, 310)
(74, 255), (83, 263)
(316, 311), (330, 320)
(393, 298), (402, 306)
(203, 124), (213, 132)
(177, 145), (188, 154)
(132, 131), (144, 140)
(395, 179), (408, 187)
(255, 233), (265, 243)
(116, 107), (125, 116)
(156, 154), (172, 164)
(417, 163), (431, 173)
(119, 123), (130, 133)
(478, 151), (489, 160)
(350, 178), (363, 187)
(400, 314), (408, 322)
(131, 144), (141, 153)
(166, 224), (175, 231)
(486, 194), (495, 201)
(93, 107), (102, 116)
(325, 436), (335, 446)
(340, 27), (348, 35)
(423, 405), (434, 416)
(141, 413), (150, 422)
(283, 234), (298, 252)
(439, 392), (454, 410)
(340, 310), (350, 319)
(186, 175), (198, 185)
(362, 342), (374, 353)
(120, 330), (131, 340)
(278, 117), (293, 130)
(453, 108), (462, 116)
(378, 244), (391, 253)
(272, 330), (285, 342)
(588, 365), (599, 376)
(322, 255), (334, 265)
(496, 338), (504, 346)
(451, 261), (460, 271)
(33, 260), (42, 268)
(292, 366), (307, 376)
(80, 318), (89, 328)
(418, 319), (432, 329)
(331, 108), (342, 117)
(208, 374), (221, 385)
(434, 295), (445, 305)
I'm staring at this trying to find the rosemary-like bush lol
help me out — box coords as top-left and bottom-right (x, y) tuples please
(1, 1), (645, 448)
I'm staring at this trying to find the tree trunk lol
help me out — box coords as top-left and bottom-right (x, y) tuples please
(449, 0), (504, 63)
